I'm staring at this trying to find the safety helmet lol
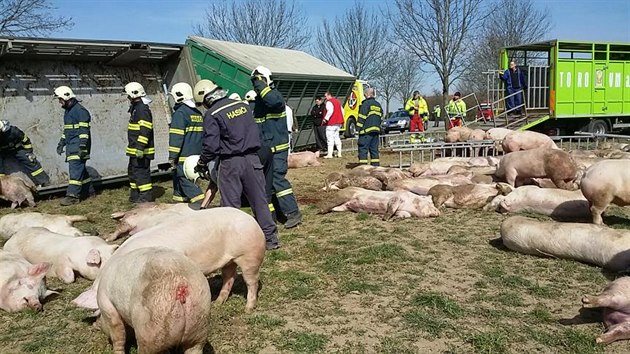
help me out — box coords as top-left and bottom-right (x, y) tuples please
(0, 120), (10, 133)
(229, 93), (242, 101)
(193, 79), (219, 103)
(413, 90), (420, 96)
(183, 155), (217, 183)
(251, 66), (273, 84)
(124, 82), (146, 99)
(53, 86), (76, 101)
(245, 90), (257, 102)
(169, 82), (194, 103)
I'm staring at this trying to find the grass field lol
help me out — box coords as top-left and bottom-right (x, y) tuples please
(0, 151), (628, 353)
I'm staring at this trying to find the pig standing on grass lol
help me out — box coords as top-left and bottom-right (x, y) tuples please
(3, 227), (118, 283)
(580, 159), (630, 225)
(96, 247), (211, 354)
(495, 148), (577, 189)
(0, 250), (56, 312)
(582, 277), (630, 345)
(0, 212), (88, 239)
(74, 207), (266, 312)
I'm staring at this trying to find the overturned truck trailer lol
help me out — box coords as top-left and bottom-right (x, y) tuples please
(0, 37), (194, 191)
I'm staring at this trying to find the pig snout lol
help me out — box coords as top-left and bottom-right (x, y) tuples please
(25, 297), (42, 311)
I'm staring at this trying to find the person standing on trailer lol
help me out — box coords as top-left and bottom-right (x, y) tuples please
(500, 60), (527, 115)
(168, 82), (205, 209)
(54, 86), (94, 206)
(356, 88), (383, 166)
(124, 82), (155, 204)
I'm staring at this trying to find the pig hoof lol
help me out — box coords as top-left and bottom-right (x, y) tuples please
(581, 296), (594, 307)
(595, 337), (604, 344)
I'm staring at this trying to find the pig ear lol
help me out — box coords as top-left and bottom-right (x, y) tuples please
(86, 249), (101, 266)
(28, 262), (51, 278)
(44, 290), (59, 299)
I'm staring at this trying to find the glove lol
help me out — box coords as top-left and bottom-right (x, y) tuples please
(26, 153), (36, 163)
(56, 141), (65, 155)
(251, 76), (267, 92)
(135, 149), (144, 159)
(194, 162), (209, 180)
(78, 145), (88, 159)
(168, 158), (177, 169)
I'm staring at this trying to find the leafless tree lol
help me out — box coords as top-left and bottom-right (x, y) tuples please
(193, 0), (309, 50)
(372, 50), (402, 113)
(395, 55), (424, 105)
(315, 1), (389, 78)
(459, 0), (553, 95)
(0, 0), (73, 36)
(390, 0), (488, 109)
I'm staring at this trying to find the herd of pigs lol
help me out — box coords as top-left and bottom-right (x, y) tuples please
(1, 126), (630, 351)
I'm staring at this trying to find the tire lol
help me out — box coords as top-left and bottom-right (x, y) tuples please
(344, 118), (357, 138)
(587, 119), (608, 135)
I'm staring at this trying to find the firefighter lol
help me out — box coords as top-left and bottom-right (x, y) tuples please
(0, 120), (49, 186)
(192, 79), (280, 250)
(405, 91), (428, 143)
(250, 66), (303, 228)
(446, 92), (467, 129)
(124, 82), (154, 204)
(356, 88), (383, 166)
(168, 82), (205, 208)
(54, 86), (94, 206)
(433, 104), (441, 127)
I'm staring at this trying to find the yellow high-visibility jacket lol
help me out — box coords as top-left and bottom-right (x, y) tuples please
(405, 97), (428, 118)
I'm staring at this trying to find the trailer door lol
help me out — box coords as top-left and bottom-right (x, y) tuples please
(607, 62), (624, 114)
(593, 62), (607, 114)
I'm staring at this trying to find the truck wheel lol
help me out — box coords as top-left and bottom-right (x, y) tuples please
(344, 118), (357, 138)
(587, 119), (608, 135)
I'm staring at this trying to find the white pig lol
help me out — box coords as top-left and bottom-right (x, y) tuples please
(108, 202), (197, 241)
(580, 159), (630, 225)
(96, 247), (211, 354)
(3, 227), (118, 283)
(495, 148), (577, 189)
(0, 250), (56, 312)
(74, 207), (266, 312)
(0, 212), (88, 239)
(500, 216), (630, 271)
(485, 185), (590, 219)
(581, 277), (630, 345)
(288, 151), (321, 168)
(501, 130), (558, 152)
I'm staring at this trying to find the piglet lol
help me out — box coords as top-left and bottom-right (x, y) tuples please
(0, 250), (56, 312)
(0, 173), (37, 208)
(96, 247), (210, 354)
(3, 227), (118, 283)
(582, 277), (630, 345)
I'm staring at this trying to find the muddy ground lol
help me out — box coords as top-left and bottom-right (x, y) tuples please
(0, 151), (627, 353)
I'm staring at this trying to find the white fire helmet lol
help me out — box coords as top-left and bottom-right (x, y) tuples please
(183, 155), (217, 184)
(169, 82), (194, 103)
(229, 92), (242, 100)
(245, 90), (257, 102)
(251, 66), (273, 84)
(193, 79), (219, 104)
(124, 82), (146, 99)
(53, 86), (76, 101)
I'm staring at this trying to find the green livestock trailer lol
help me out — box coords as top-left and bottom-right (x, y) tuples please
(186, 36), (356, 148)
(492, 40), (630, 134)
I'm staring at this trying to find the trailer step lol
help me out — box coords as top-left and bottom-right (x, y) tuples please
(517, 115), (551, 131)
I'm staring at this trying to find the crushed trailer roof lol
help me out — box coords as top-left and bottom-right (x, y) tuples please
(0, 37), (182, 64)
(188, 36), (355, 81)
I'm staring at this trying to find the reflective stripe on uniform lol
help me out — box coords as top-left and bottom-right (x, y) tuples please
(276, 188), (293, 198)
(31, 168), (44, 176)
(169, 128), (185, 135)
(78, 122), (90, 128)
(22, 136), (28, 142)
(359, 159), (369, 163)
(169, 146), (181, 153)
(178, 157), (187, 163)
(79, 134), (89, 139)
(370, 159), (380, 162)
(138, 120), (153, 129)
(356, 122), (364, 128)
(69, 179), (82, 186)
(61, 134), (65, 139)
(255, 118), (265, 124)
(265, 112), (286, 119)
(128, 123), (140, 131)
(138, 183), (152, 192)
(130, 182), (137, 189)
(260, 86), (271, 97)
(271, 143), (290, 153)
(185, 126), (204, 133)
(172, 195), (188, 202)
(211, 100), (242, 115)
(268, 203), (275, 212)
(67, 155), (81, 160)
(368, 110), (383, 116)
(190, 194), (205, 203)
(358, 114), (367, 119)
(64, 124), (80, 129)
(23, 144), (32, 149)
(362, 126), (380, 134)
(137, 135), (149, 144)
(126, 147), (155, 155)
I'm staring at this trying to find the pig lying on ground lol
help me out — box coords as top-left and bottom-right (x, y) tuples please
(96, 247), (211, 354)
(446, 165), (496, 176)
(428, 183), (512, 209)
(485, 128), (513, 141)
(322, 172), (383, 191)
(0, 212), (88, 239)
(74, 207), (266, 312)
(444, 127), (473, 142)
(500, 216), (630, 271)
(495, 148), (577, 189)
(580, 159), (630, 225)
(0, 173), (38, 208)
(108, 202), (197, 241)
(581, 277), (630, 345)
(502, 130), (558, 152)
(318, 187), (440, 220)
(468, 129), (487, 141)
(386, 174), (472, 196)
(411, 157), (499, 177)
(485, 186), (590, 219)
(348, 165), (411, 186)
(0, 250), (55, 312)
(288, 151), (321, 168)
(4, 227), (118, 283)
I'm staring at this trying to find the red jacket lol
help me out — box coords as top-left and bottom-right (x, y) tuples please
(323, 97), (344, 126)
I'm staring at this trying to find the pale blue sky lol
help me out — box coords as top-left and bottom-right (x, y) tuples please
(48, 0), (630, 92)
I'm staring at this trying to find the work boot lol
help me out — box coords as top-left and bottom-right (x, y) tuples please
(337, 151), (342, 158)
(285, 211), (303, 229)
(266, 242), (281, 251)
(60, 196), (80, 206)
(188, 201), (202, 211)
